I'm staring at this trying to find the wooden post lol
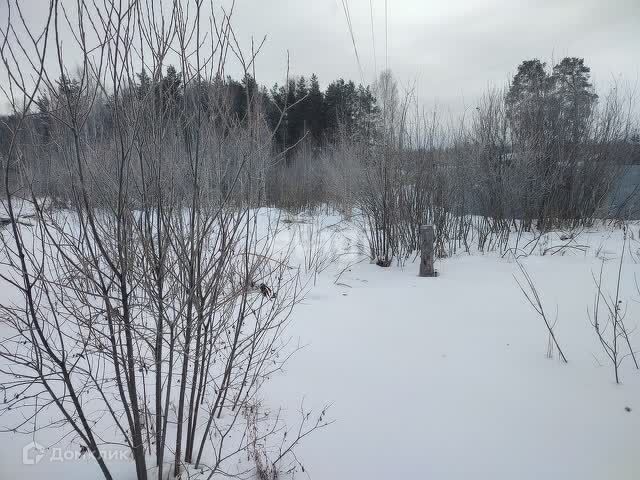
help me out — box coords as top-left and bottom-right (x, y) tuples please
(419, 224), (435, 277)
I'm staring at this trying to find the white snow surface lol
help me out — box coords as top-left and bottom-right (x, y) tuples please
(1, 211), (640, 479)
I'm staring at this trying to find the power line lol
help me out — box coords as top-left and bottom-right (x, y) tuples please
(385, 0), (388, 71)
(340, 0), (365, 83)
(369, 0), (377, 78)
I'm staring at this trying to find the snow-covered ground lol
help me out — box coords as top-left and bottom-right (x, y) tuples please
(1, 213), (640, 479)
(268, 219), (640, 480)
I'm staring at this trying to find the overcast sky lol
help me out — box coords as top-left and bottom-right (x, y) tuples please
(235, 0), (639, 118)
(1, 0), (639, 118)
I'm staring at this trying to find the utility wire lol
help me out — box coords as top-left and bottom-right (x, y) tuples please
(369, 0), (377, 78)
(340, 0), (365, 83)
(385, 0), (388, 71)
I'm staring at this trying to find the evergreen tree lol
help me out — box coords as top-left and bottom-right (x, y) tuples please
(269, 82), (288, 149)
(156, 65), (182, 116)
(56, 74), (81, 98)
(35, 95), (51, 141)
(266, 74), (379, 149)
(293, 76), (309, 140)
(550, 57), (597, 142)
(354, 84), (379, 143)
(136, 69), (152, 99)
(296, 76), (308, 100)
(284, 79), (298, 150)
(225, 77), (245, 120)
(324, 78), (358, 140)
(307, 74), (324, 142)
(506, 59), (550, 144)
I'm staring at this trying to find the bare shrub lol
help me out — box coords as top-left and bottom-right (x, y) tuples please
(514, 260), (568, 363)
(589, 228), (638, 383)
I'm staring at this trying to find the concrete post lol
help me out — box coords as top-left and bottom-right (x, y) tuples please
(419, 224), (435, 277)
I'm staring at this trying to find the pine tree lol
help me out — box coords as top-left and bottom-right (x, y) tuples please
(506, 59), (550, 144)
(136, 69), (151, 99)
(354, 84), (379, 143)
(324, 78), (359, 140)
(239, 74), (259, 120)
(269, 82), (288, 150)
(550, 57), (597, 143)
(294, 76), (309, 141)
(307, 74), (324, 142)
(156, 65), (182, 116)
(285, 79), (298, 150)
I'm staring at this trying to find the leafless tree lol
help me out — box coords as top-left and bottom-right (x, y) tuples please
(0, 1), (328, 479)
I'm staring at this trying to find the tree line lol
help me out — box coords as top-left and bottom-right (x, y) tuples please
(1, 57), (638, 167)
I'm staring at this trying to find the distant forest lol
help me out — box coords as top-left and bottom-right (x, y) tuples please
(0, 68), (378, 158)
(1, 58), (639, 164)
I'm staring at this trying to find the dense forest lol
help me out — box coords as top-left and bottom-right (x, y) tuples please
(0, 69), (378, 157)
(4, 58), (637, 162)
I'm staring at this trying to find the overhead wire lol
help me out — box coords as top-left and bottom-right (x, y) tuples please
(369, 0), (377, 78)
(339, 0), (365, 83)
(384, 0), (389, 71)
